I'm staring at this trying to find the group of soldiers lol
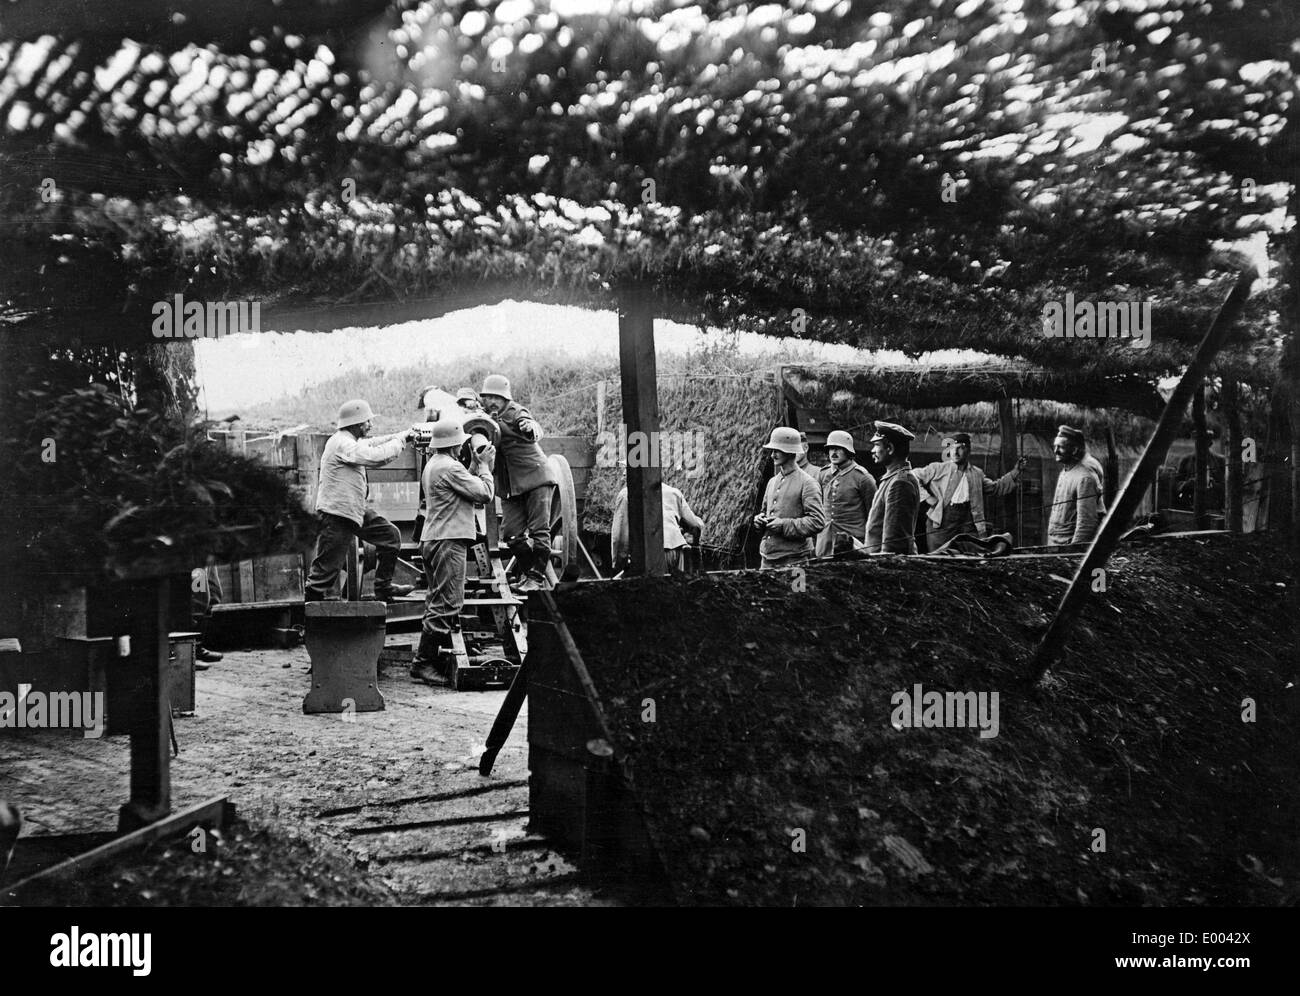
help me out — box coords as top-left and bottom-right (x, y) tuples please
(750, 420), (1105, 567)
(609, 418), (1106, 573)
(298, 387), (1109, 684)
(303, 374), (558, 685)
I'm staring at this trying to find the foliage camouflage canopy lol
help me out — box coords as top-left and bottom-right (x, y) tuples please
(0, 0), (1295, 585)
(1, 0), (1294, 395)
(0, 343), (317, 587)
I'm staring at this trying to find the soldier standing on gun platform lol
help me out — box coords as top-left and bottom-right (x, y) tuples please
(409, 418), (496, 685)
(304, 400), (415, 602)
(479, 375), (557, 593)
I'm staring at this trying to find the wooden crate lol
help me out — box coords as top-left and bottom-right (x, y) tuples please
(253, 554), (304, 603)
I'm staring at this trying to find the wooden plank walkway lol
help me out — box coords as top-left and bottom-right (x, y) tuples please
(0, 638), (607, 906)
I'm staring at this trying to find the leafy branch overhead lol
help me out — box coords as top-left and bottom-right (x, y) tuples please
(0, 0), (1292, 388)
(0, 348), (316, 586)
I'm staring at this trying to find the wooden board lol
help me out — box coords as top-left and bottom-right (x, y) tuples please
(541, 437), (596, 468)
(253, 554), (304, 604)
(3, 797), (233, 899)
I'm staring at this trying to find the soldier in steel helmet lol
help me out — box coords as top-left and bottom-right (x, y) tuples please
(814, 429), (876, 557)
(479, 374), (558, 593)
(753, 426), (826, 569)
(409, 417), (497, 685)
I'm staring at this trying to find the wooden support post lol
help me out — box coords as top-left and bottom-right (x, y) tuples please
(1223, 378), (1243, 533)
(479, 654), (530, 777)
(1030, 260), (1256, 684)
(617, 282), (665, 576)
(1290, 396), (1300, 544)
(118, 578), (172, 833)
(1104, 426), (1120, 509)
(1192, 384), (1209, 529)
(998, 398), (1018, 541)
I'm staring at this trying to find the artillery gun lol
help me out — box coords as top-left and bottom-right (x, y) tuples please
(339, 387), (580, 690)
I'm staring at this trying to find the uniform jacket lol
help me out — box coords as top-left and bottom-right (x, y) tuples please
(611, 485), (703, 561)
(1049, 461), (1104, 546)
(815, 460), (877, 557)
(913, 461), (1019, 537)
(494, 401), (557, 498)
(796, 455), (822, 480)
(421, 453), (495, 542)
(314, 429), (406, 526)
(758, 465), (826, 561)
(864, 461), (921, 554)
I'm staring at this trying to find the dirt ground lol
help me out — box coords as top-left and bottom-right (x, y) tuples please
(554, 533), (1300, 906)
(5, 533), (1297, 907)
(2, 635), (612, 906)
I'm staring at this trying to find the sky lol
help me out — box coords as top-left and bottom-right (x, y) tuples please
(193, 299), (909, 414)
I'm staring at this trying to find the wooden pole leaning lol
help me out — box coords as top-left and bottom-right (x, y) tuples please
(1029, 258), (1257, 685)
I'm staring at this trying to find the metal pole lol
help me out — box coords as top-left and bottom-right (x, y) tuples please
(1029, 259), (1257, 684)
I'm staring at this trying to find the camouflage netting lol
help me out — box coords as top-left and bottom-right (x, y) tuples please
(783, 362), (1275, 451)
(576, 372), (780, 554)
(1, 0), (1294, 580)
(1, 0), (1292, 389)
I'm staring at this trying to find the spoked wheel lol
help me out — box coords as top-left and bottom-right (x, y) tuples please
(345, 540), (361, 600)
(344, 540), (377, 600)
(547, 454), (579, 582)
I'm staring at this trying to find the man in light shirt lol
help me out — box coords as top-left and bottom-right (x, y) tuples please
(1048, 425), (1105, 546)
(913, 432), (1026, 550)
(611, 483), (704, 575)
(410, 418), (496, 685)
(304, 399), (415, 602)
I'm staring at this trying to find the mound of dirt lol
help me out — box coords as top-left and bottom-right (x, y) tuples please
(12, 819), (399, 907)
(553, 533), (1298, 906)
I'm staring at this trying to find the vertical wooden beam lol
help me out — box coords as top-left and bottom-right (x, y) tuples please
(617, 283), (665, 575)
(1223, 378), (1243, 533)
(1030, 260), (1256, 683)
(998, 398), (1018, 541)
(1192, 384), (1209, 529)
(1104, 425), (1120, 508)
(1290, 396), (1300, 543)
(118, 578), (172, 832)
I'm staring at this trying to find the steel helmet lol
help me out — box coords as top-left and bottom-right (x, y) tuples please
(428, 417), (469, 450)
(481, 374), (512, 401)
(762, 426), (803, 455)
(826, 429), (855, 454)
(336, 399), (376, 429)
